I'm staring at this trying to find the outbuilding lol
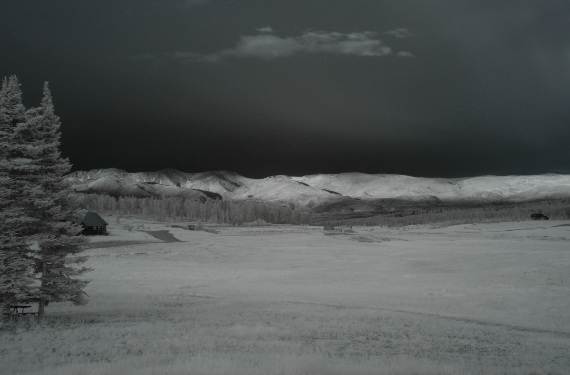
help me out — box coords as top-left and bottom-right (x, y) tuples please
(79, 211), (108, 235)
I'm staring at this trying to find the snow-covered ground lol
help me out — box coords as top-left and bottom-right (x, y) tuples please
(2, 219), (569, 374)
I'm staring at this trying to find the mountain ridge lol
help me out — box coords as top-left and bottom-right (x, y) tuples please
(66, 168), (570, 206)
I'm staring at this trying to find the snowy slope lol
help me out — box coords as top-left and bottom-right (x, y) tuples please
(66, 169), (570, 205)
(293, 173), (570, 202)
(455, 174), (570, 201)
(68, 169), (249, 198)
(230, 175), (342, 206)
(71, 175), (207, 200)
(292, 173), (459, 200)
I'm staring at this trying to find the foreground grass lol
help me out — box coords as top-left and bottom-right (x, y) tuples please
(3, 295), (567, 375)
(2, 221), (569, 374)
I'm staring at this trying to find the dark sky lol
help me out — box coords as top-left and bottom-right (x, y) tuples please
(1, 0), (569, 178)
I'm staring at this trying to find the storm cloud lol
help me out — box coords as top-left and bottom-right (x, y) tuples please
(1, 0), (568, 177)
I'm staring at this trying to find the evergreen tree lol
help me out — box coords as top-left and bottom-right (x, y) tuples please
(30, 83), (89, 318)
(0, 76), (38, 321)
(1, 77), (89, 321)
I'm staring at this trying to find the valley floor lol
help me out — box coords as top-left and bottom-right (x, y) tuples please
(2, 219), (569, 374)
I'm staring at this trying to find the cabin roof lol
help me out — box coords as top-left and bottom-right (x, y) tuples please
(80, 211), (108, 227)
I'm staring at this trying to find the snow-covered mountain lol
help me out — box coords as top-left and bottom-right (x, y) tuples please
(292, 173), (570, 202)
(66, 169), (570, 206)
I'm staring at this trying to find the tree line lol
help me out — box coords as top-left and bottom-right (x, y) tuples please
(0, 76), (88, 323)
(320, 199), (570, 228)
(79, 192), (570, 229)
(79, 194), (313, 225)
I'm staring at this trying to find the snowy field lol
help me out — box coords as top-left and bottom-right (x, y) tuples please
(2, 218), (569, 374)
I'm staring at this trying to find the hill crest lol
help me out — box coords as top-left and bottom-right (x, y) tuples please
(66, 169), (570, 205)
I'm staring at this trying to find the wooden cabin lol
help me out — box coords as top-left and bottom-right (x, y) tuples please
(79, 211), (108, 235)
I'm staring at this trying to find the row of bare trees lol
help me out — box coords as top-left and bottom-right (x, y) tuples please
(79, 194), (313, 225)
(323, 199), (570, 228)
(80, 191), (570, 230)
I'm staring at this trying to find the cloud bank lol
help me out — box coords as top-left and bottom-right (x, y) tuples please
(173, 28), (412, 62)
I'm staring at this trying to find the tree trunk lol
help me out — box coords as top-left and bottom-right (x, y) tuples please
(1, 301), (14, 323)
(37, 261), (47, 320)
(37, 298), (45, 320)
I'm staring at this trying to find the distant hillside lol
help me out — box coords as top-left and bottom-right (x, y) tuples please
(66, 169), (570, 207)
